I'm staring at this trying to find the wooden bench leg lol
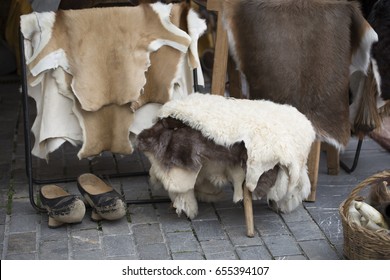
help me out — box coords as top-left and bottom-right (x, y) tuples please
(243, 185), (255, 237)
(306, 140), (321, 202)
(322, 142), (340, 175)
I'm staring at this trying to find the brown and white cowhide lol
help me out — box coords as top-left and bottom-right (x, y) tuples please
(137, 93), (316, 218)
(221, 0), (378, 150)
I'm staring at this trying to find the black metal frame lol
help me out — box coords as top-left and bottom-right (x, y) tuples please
(19, 31), (203, 211)
(340, 138), (363, 174)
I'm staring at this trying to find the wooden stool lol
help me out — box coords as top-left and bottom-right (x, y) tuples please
(206, 0), (339, 237)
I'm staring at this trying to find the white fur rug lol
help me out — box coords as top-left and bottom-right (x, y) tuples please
(158, 93), (316, 193)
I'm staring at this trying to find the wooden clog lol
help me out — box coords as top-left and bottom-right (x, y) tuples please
(77, 173), (126, 221)
(40, 185), (86, 228)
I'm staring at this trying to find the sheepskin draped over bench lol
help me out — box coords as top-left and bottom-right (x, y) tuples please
(137, 93), (316, 218)
(20, 2), (206, 159)
(220, 0), (379, 148)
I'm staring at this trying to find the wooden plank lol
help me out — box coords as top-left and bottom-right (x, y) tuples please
(207, 0), (228, 96)
(207, 0), (222, 12)
(323, 142), (340, 175)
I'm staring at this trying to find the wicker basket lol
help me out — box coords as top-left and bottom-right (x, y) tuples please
(339, 170), (390, 260)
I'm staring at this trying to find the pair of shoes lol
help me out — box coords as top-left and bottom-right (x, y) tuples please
(40, 185), (85, 229)
(40, 174), (126, 228)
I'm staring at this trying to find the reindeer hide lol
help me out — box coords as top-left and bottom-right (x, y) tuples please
(221, 0), (378, 149)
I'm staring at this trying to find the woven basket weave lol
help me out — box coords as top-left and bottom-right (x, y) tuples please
(339, 170), (390, 260)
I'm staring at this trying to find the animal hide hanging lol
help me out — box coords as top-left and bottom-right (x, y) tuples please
(348, 0), (390, 135)
(20, 2), (206, 160)
(221, 0), (378, 150)
(27, 69), (83, 159)
(24, 2), (192, 112)
(129, 2), (207, 112)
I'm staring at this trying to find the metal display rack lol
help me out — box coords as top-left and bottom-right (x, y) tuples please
(19, 30), (200, 212)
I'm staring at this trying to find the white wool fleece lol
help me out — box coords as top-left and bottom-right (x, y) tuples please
(158, 93), (316, 194)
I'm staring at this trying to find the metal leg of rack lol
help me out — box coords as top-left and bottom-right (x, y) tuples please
(339, 138), (363, 174)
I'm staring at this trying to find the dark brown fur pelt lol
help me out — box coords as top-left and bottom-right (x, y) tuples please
(253, 165), (279, 199)
(368, 0), (390, 101)
(137, 117), (247, 172)
(223, 0), (365, 148)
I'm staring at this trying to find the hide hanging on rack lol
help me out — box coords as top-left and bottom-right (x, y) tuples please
(20, 2), (206, 160)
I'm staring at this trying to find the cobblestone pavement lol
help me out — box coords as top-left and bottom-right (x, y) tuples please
(1, 79), (389, 260)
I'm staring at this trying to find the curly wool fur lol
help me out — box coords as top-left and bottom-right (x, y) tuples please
(138, 94), (316, 218)
(158, 94), (316, 192)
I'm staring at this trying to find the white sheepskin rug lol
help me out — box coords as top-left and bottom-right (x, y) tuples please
(157, 93), (316, 213)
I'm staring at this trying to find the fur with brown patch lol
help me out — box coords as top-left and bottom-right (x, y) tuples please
(137, 113), (311, 218)
(137, 117), (279, 218)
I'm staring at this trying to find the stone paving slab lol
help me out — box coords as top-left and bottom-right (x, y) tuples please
(0, 80), (389, 260)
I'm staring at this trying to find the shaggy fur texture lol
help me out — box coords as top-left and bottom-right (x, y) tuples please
(137, 117), (247, 217)
(158, 94), (316, 192)
(138, 94), (316, 218)
(221, 0), (377, 149)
